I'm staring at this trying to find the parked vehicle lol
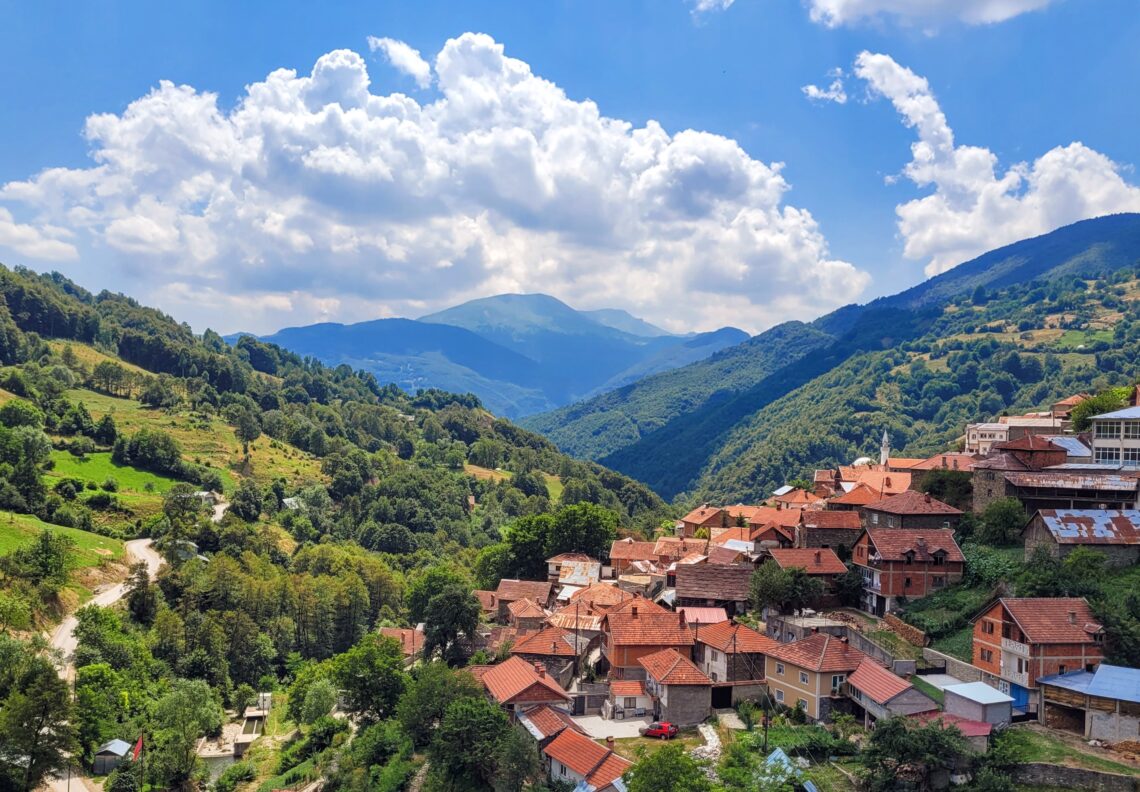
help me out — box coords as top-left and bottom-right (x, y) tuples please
(638, 721), (679, 739)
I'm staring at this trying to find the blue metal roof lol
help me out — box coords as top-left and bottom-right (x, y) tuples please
(1039, 664), (1140, 704)
(1092, 406), (1140, 420)
(1042, 436), (1091, 457)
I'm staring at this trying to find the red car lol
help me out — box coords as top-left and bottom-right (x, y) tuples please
(639, 721), (679, 739)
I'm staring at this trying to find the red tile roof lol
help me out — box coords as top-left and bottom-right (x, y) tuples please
(379, 627), (424, 657)
(610, 680), (647, 697)
(994, 435), (1065, 452)
(748, 507), (802, 528)
(543, 727), (632, 787)
(473, 590), (497, 611)
(608, 538), (659, 561)
(707, 546), (745, 565)
(830, 483), (883, 506)
(569, 583), (634, 610)
(774, 488), (823, 506)
(846, 658), (919, 705)
(693, 621), (778, 655)
(496, 579), (553, 603)
(765, 633), (867, 673)
(675, 563), (752, 602)
(519, 705), (582, 739)
(638, 648), (711, 686)
(546, 604), (605, 633)
(864, 490), (962, 516)
(604, 607), (694, 647)
(910, 453), (979, 472)
(801, 511), (862, 530)
(479, 656), (571, 704)
(711, 527), (753, 545)
(886, 457), (924, 469)
(653, 537), (709, 559)
(607, 596), (668, 616)
(997, 598), (1103, 644)
(864, 528), (965, 563)
(680, 505), (726, 526)
(768, 548), (847, 575)
(511, 626), (579, 658)
(508, 597), (547, 619)
(677, 607), (729, 625)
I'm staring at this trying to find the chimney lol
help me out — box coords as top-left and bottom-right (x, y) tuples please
(535, 662), (546, 678)
(916, 537), (927, 553)
(942, 456), (948, 469)
(631, 605), (638, 618)
(605, 736), (615, 749)
(1068, 611), (1077, 625)
(551, 641), (559, 652)
(924, 493), (932, 504)
(679, 611), (686, 627)
(885, 476), (892, 488)
(812, 627), (819, 634)
(840, 636), (849, 644)
(814, 550), (821, 564)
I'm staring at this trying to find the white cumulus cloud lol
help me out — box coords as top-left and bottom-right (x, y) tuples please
(802, 69), (847, 104)
(854, 51), (1140, 276)
(0, 33), (868, 334)
(0, 208), (77, 262)
(367, 36), (432, 89)
(807, 0), (1055, 28)
(690, 0), (736, 16)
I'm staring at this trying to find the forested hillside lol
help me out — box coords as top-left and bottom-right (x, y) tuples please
(525, 213), (1140, 500)
(0, 264), (668, 792)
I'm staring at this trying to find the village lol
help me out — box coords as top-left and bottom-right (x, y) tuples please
(343, 390), (1140, 791)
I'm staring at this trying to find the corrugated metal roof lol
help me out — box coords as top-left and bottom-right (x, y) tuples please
(1004, 472), (1138, 491)
(1091, 406), (1140, 420)
(943, 682), (1012, 705)
(1039, 664), (1140, 704)
(1036, 509), (1140, 545)
(1041, 436), (1092, 457)
(772, 485), (794, 496)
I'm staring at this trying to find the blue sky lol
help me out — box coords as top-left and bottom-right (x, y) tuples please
(1, 0), (1139, 334)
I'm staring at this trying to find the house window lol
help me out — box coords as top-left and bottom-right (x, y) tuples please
(871, 513), (879, 525)
(904, 577), (912, 588)
(624, 697), (637, 709)
(942, 521), (950, 529)
(887, 517), (896, 528)
(933, 554), (946, 566)
(1058, 666), (1066, 675)
(982, 621), (995, 635)
(980, 649), (993, 663)
(831, 674), (845, 691)
(1017, 658), (1026, 674)
(1124, 449), (1140, 467)
(1096, 447), (1121, 464)
(799, 671), (809, 684)
(1125, 422), (1140, 440)
(933, 576), (945, 589)
(710, 649), (719, 662)
(797, 699), (807, 711)
(1096, 421), (1122, 439)
(559, 763), (567, 776)
(904, 554), (913, 565)
(776, 663), (785, 676)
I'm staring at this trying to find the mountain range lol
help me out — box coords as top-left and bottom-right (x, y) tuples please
(522, 213), (1140, 501)
(232, 294), (747, 418)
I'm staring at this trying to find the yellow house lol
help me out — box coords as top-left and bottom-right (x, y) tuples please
(764, 633), (867, 722)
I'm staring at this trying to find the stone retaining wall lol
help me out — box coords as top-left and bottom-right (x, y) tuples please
(921, 648), (986, 683)
(884, 614), (927, 647)
(1012, 763), (1140, 791)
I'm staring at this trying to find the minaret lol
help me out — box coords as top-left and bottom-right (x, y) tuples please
(880, 429), (890, 467)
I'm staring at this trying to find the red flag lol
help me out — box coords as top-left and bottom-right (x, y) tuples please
(132, 734), (143, 761)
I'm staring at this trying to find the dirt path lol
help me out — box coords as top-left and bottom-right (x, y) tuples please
(42, 538), (164, 792)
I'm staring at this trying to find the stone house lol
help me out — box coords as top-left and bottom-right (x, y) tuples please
(1037, 664), (1140, 741)
(1022, 509), (1140, 567)
(494, 579), (554, 623)
(796, 510), (863, 552)
(607, 538), (660, 575)
(507, 597), (549, 631)
(674, 563), (753, 617)
(766, 548), (848, 606)
(863, 490), (962, 531)
(764, 633), (867, 722)
(638, 648), (713, 726)
(971, 597), (1105, 712)
(844, 658), (937, 727)
(692, 620), (776, 707)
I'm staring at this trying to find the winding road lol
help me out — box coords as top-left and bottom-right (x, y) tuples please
(44, 539), (164, 792)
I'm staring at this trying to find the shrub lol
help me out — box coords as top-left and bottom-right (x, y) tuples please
(213, 761), (255, 792)
(101, 477), (118, 492)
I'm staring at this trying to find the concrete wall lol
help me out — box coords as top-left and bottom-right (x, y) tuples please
(730, 682), (768, 705)
(921, 649), (986, 683)
(847, 631), (917, 676)
(1090, 711), (1140, 742)
(661, 684), (711, 727)
(1012, 763), (1140, 792)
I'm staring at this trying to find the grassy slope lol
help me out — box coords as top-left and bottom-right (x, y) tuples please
(0, 511), (124, 567)
(1003, 725), (1140, 776)
(65, 386), (325, 490)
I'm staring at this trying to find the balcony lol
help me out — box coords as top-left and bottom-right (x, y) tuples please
(862, 578), (881, 592)
(1001, 637), (1029, 656)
